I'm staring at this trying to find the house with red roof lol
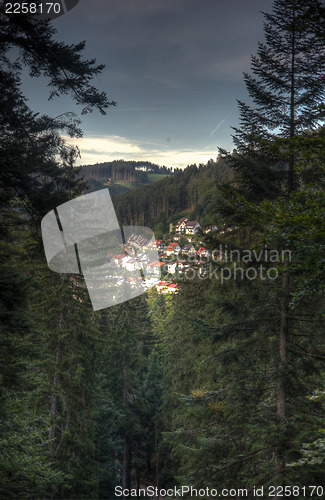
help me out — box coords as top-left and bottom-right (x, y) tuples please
(146, 260), (167, 275)
(197, 247), (209, 258)
(166, 242), (181, 256)
(156, 281), (179, 294)
(113, 254), (128, 267)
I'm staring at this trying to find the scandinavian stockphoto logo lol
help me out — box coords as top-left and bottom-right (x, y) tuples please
(41, 189), (160, 311)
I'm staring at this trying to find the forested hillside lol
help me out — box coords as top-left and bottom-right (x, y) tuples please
(113, 158), (232, 229)
(1, 1), (325, 499)
(80, 160), (173, 196)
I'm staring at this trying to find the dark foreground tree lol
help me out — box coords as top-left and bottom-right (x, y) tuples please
(156, 0), (325, 493)
(0, 2), (115, 218)
(96, 297), (162, 498)
(0, 4), (115, 498)
(216, 0), (325, 491)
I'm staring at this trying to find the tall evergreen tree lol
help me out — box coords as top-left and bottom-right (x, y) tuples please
(216, 0), (325, 489)
(153, 0), (325, 492)
(95, 296), (162, 497)
(219, 0), (325, 201)
(0, 5), (115, 498)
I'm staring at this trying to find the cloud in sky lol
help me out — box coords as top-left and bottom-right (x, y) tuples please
(75, 136), (143, 155)
(21, 0), (271, 165)
(70, 135), (218, 169)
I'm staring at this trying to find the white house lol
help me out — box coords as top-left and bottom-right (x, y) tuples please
(167, 262), (178, 274)
(175, 217), (188, 233)
(113, 254), (128, 267)
(125, 258), (142, 272)
(185, 221), (200, 235)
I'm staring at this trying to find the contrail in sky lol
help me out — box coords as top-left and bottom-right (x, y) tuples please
(208, 108), (235, 139)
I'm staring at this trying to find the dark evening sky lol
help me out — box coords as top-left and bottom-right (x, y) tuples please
(22, 0), (272, 168)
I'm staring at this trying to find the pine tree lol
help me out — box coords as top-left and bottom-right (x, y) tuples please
(219, 0), (325, 201)
(0, 5), (115, 498)
(216, 0), (325, 489)
(156, 0), (325, 491)
(95, 296), (162, 496)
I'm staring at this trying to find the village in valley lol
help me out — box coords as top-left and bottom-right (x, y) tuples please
(106, 217), (219, 294)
